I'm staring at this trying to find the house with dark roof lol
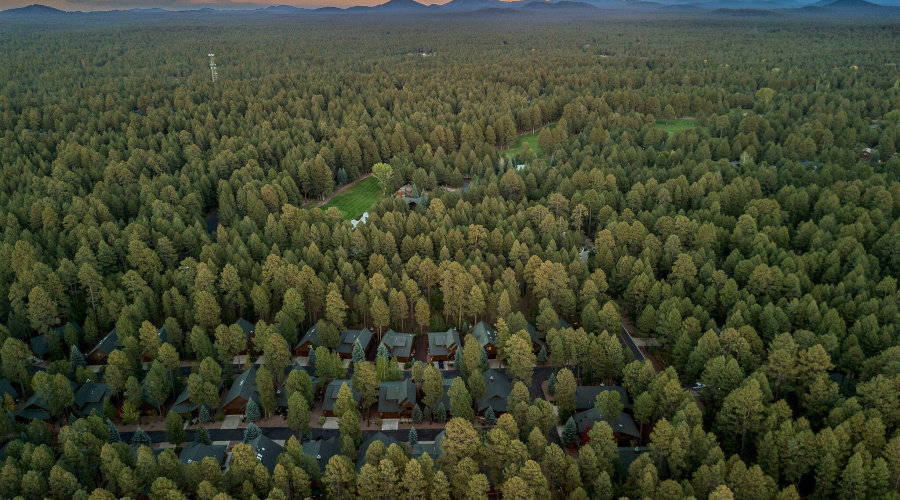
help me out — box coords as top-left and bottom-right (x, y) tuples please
(357, 432), (402, 469)
(223, 366), (258, 415)
(471, 321), (498, 358)
(15, 394), (50, 421)
(378, 379), (416, 419)
(618, 447), (653, 476)
(235, 318), (255, 353)
(524, 322), (546, 353)
(295, 324), (321, 356)
(379, 330), (416, 362)
(572, 408), (641, 446)
(247, 433), (283, 473)
(575, 385), (630, 411)
(0, 379), (18, 403)
(322, 380), (360, 417)
(180, 442), (227, 467)
(337, 328), (374, 359)
(412, 430), (445, 459)
(85, 329), (123, 365)
(73, 381), (111, 417)
(302, 437), (340, 473)
(15, 378), (77, 421)
(30, 334), (50, 359)
(275, 362), (318, 414)
(427, 328), (461, 361)
(477, 369), (511, 414)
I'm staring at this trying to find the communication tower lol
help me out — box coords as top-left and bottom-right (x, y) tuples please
(208, 54), (217, 84)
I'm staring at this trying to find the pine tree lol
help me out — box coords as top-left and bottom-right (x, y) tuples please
(132, 427), (152, 447)
(245, 398), (261, 423)
(548, 372), (557, 395)
(308, 347), (317, 366)
(412, 405), (423, 424)
(435, 403), (447, 423)
(107, 419), (121, 443)
(562, 417), (578, 447)
(537, 346), (547, 365)
(198, 405), (211, 424)
(377, 343), (390, 361)
(484, 406), (497, 425)
(70, 345), (86, 369)
(165, 410), (185, 445)
(244, 422), (261, 443)
(196, 425), (212, 445)
(408, 426), (419, 446)
(352, 341), (365, 364)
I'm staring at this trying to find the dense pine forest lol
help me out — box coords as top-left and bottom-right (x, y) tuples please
(1, 11), (900, 500)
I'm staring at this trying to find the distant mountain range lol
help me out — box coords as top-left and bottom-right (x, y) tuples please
(2, 0), (898, 18)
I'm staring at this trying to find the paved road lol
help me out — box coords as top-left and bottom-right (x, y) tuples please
(121, 427), (448, 446)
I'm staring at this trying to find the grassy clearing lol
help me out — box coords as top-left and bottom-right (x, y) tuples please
(655, 118), (696, 134)
(320, 176), (383, 220)
(505, 122), (558, 159)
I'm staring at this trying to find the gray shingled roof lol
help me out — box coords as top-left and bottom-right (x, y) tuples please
(575, 385), (629, 410)
(224, 366), (258, 407)
(297, 325), (320, 348)
(471, 321), (496, 348)
(378, 379), (416, 414)
(86, 329), (122, 359)
(180, 442), (226, 465)
(247, 433), (283, 473)
(74, 381), (110, 408)
(302, 437), (340, 473)
(0, 379), (18, 401)
(412, 430), (445, 459)
(477, 369), (510, 413)
(380, 330), (415, 359)
(337, 328), (373, 355)
(572, 408), (640, 437)
(30, 334), (49, 358)
(235, 318), (255, 337)
(322, 380), (360, 413)
(427, 328), (460, 358)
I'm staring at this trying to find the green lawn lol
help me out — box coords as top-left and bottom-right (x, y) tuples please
(320, 176), (384, 220)
(655, 118), (696, 134)
(505, 122), (558, 159)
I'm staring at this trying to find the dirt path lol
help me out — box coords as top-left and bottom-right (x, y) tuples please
(314, 173), (372, 208)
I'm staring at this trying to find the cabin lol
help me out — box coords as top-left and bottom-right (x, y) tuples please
(378, 379), (416, 419)
(15, 394), (50, 421)
(235, 318), (255, 353)
(573, 408), (641, 446)
(336, 328), (374, 359)
(618, 447), (654, 476)
(222, 366), (258, 415)
(575, 385), (630, 411)
(295, 324), (321, 357)
(428, 328), (461, 362)
(0, 379), (19, 404)
(322, 379), (360, 417)
(32, 322), (84, 359)
(30, 334), (50, 359)
(85, 329), (122, 365)
(180, 442), (227, 467)
(247, 433), (283, 473)
(471, 321), (498, 359)
(477, 369), (511, 414)
(302, 437), (340, 474)
(379, 330), (416, 362)
(523, 322), (546, 353)
(73, 381), (111, 418)
(412, 430), (445, 459)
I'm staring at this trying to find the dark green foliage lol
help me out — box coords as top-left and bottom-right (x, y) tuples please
(196, 425), (211, 445)
(132, 427), (151, 447)
(245, 398), (261, 423)
(562, 417), (578, 447)
(408, 426), (418, 446)
(484, 407), (497, 425)
(243, 422), (261, 443)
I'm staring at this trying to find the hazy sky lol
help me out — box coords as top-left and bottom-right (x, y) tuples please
(3, 0), (458, 10)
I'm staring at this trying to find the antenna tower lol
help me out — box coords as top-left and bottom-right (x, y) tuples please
(208, 54), (217, 84)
